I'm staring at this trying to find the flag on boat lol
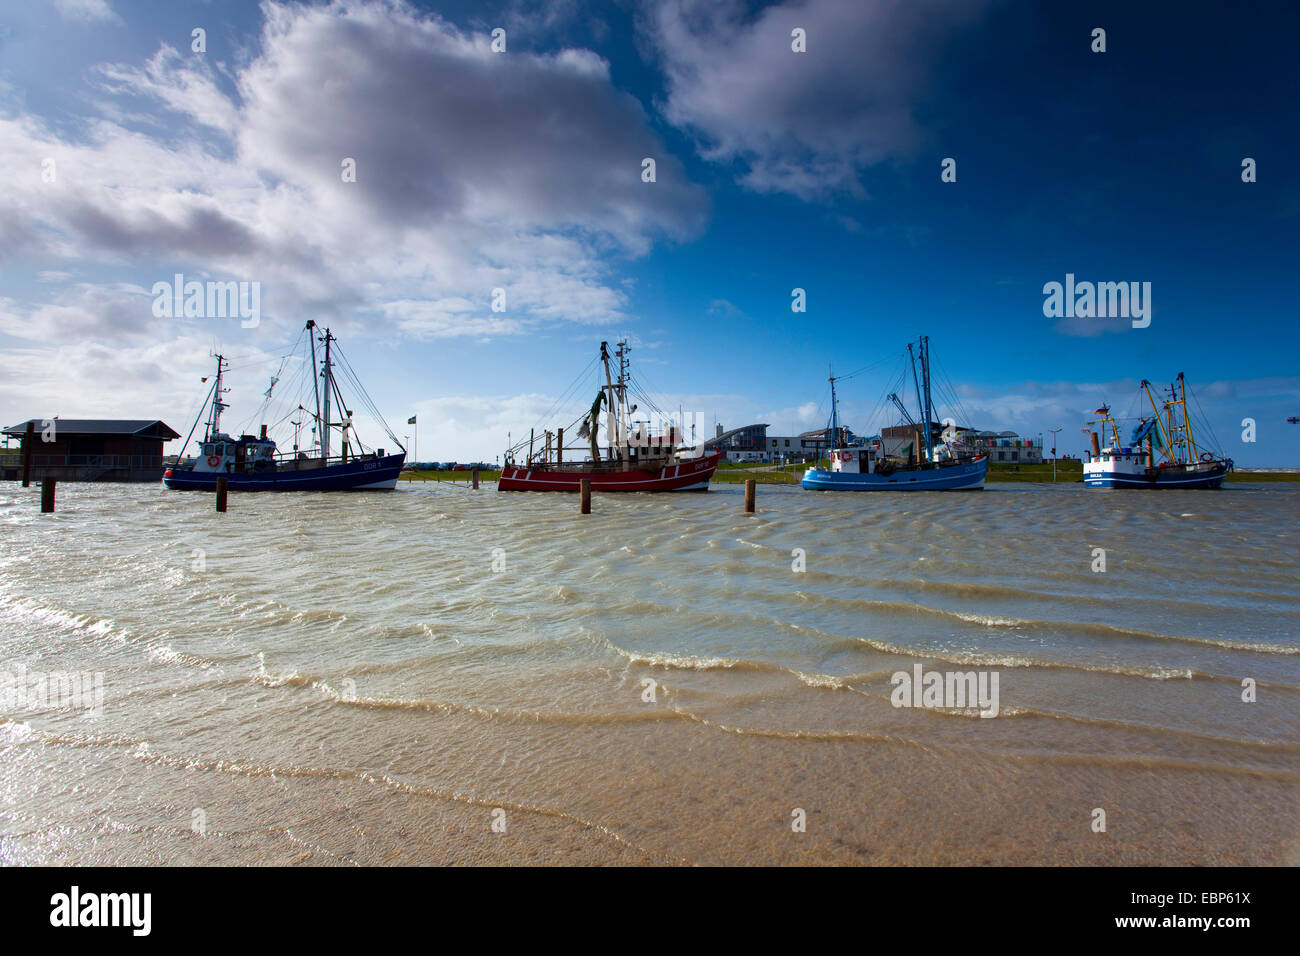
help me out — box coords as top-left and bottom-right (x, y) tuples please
(407, 415), (417, 424)
(1094, 406), (1109, 414)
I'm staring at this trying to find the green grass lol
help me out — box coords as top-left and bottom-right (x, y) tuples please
(711, 468), (803, 485)
(985, 461), (1084, 483)
(399, 469), (501, 482)
(1225, 471), (1300, 482)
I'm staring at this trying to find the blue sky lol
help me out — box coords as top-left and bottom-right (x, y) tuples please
(1, 0), (1297, 464)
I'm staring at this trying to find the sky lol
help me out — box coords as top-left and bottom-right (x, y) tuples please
(1, 0), (1297, 465)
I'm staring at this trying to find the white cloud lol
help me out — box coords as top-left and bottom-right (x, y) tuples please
(3, 1), (707, 338)
(0, 0), (709, 434)
(648, 0), (989, 200)
(51, 0), (120, 25)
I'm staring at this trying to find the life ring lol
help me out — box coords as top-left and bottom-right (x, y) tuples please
(207, 455), (221, 467)
(1199, 452), (1215, 462)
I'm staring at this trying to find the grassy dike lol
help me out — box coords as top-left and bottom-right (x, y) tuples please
(399, 469), (502, 483)
(710, 460), (1300, 484)
(712, 463), (804, 484)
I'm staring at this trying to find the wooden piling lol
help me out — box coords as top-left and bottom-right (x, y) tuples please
(556, 428), (563, 467)
(472, 468), (479, 490)
(40, 478), (55, 513)
(215, 476), (228, 513)
(580, 478), (591, 514)
(21, 421), (33, 487)
(744, 479), (756, 513)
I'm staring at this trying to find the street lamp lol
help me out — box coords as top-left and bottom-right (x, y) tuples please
(1048, 427), (1062, 481)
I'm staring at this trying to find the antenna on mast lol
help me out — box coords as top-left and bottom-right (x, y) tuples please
(829, 365), (840, 449)
(203, 352), (229, 443)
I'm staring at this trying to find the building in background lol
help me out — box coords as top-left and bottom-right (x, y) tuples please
(705, 423), (769, 462)
(970, 431), (1044, 464)
(705, 423), (847, 463)
(702, 420), (1043, 465)
(2, 419), (180, 482)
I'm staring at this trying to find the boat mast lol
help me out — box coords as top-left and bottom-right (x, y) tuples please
(203, 353), (229, 443)
(1166, 381), (1182, 463)
(829, 370), (839, 448)
(1178, 372), (1199, 461)
(918, 336), (935, 463)
(1139, 380), (1172, 456)
(321, 327), (335, 460)
(616, 341), (631, 450)
(600, 342), (620, 460)
(306, 320), (322, 452)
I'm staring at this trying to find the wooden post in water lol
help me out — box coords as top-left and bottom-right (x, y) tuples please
(215, 476), (228, 513)
(21, 421), (34, 487)
(580, 478), (591, 514)
(472, 468), (479, 490)
(40, 478), (55, 513)
(744, 479), (756, 513)
(556, 427), (563, 467)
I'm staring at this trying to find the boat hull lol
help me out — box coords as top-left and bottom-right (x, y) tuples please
(498, 451), (721, 492)
(163, 453), (406, 491)
(1083, 462), (1227, 489)
(801, 457), (987, 491)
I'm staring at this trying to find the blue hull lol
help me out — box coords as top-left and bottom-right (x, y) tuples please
(1083, 465), (1227, 489)
(801, 457), (987, 491)
(163, 453), (405, 491)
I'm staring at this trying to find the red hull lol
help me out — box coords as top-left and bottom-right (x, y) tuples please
(498, 450), (722, 492)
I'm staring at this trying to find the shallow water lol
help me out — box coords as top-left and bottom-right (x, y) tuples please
(1, 479), (1296, 865)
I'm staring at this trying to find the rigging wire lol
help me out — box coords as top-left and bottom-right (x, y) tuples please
(523, 354), (601, 442)
(1187, 380), (1224, 454)
(331, 340), (402, 448)
(174, 378), (217, 458)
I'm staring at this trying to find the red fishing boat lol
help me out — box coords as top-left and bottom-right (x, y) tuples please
(498, 341), (721, 492)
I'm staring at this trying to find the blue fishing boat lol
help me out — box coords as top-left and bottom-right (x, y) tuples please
(1083, 374), (1231, 489)
(801, 336), (987, 492)
(164, 321), (405, 492)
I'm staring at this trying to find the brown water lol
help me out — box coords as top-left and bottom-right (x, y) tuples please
(1, 479), (1296, 865)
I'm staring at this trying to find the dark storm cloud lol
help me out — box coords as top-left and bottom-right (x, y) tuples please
(239, 1), (708, 249)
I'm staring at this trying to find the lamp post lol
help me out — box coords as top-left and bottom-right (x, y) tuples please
(1048, 427), (1062, 481)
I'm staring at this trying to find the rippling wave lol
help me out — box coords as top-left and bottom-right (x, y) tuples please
(2, 480), (1297, 864)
